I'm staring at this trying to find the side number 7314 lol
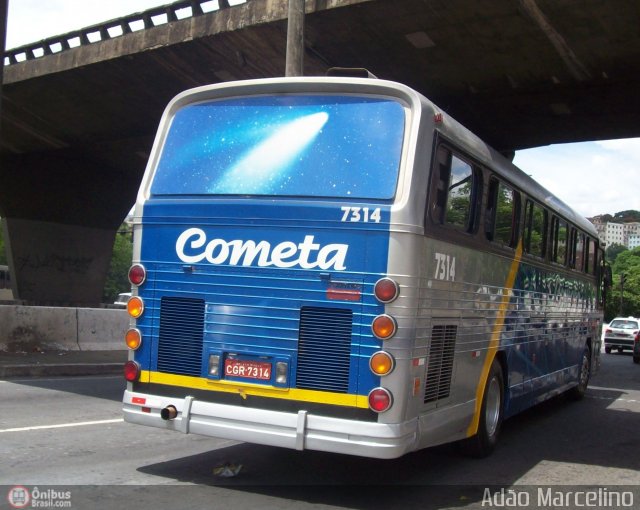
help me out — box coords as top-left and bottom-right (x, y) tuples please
(340, 207), (381, 223)
(434, 252), (456, 281)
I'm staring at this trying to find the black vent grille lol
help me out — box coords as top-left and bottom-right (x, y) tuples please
(157, 297), (205, 376)
(424, 324), (457, 403)
(296, 307), (353, 393)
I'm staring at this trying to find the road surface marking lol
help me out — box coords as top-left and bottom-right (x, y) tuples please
(0, 418), (123, 433)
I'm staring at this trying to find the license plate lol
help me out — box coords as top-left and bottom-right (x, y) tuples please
(224, 359), (272, 381)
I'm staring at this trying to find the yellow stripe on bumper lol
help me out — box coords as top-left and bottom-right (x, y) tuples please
(140, 370), (370, 409)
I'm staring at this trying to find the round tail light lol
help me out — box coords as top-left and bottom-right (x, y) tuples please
(368, 387), (393, 413)
(125, 328), (142, 350)
(128, 264), (146, 286)
(374, 278), (399, 303)
(127, 296), (144, 319)
(372, 314), (397, 340)
(370, 351), (395, 376)
(124, 361), (141, 382)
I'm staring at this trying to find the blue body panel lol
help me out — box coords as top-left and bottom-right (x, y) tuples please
(135, 199), (392, 398)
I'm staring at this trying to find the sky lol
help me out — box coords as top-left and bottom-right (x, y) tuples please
(4, 0), (640, 219)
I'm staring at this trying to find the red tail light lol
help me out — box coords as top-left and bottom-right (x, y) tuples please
(374, 278), (399, 303)
(368, 387), (393, 413)
(128, 264), (146, 286)
(124, 361), (141, 382)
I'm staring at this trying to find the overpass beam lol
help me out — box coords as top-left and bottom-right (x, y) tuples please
(1, 218), (116, 305)
(0, 140), (148, 306)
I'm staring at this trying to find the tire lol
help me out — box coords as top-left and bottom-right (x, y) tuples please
(461, 358), (504, 458)
(618, 347), (624, 354)
(568, 346), (591, 400)
(605, 346), (612, 354)
(633, 356), (640, 364)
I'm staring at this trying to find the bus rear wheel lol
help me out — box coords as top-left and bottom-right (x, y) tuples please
(568, 345), (591, 400)
(462, 358), (504, 458)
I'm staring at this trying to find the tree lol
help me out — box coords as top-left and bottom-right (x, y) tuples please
(605, 246), (640, 320)
(606, 243), (627, 264)
(102, 226), (133, 303)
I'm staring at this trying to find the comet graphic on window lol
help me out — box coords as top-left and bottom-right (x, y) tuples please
(211, 111), (329, 194)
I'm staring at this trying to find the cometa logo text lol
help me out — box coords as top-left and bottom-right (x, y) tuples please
(176, 228), (349, 270)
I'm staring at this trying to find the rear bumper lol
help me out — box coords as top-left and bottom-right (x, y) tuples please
(123, 389), (418, 459)
(604, 337), (635, 349)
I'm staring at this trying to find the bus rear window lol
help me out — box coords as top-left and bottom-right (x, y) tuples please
(150, 94), (405, 199)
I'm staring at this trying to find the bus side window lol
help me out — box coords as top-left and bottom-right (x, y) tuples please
(431, 146), (480, 233)
(551, 216), (568, 265)
(486, 178), (519, 247)
(524, 200), (546, 258)
(573, 230), (585, 271)
(444, 155), (475, 230)
(432, 146), (452, 224)
(586, 237), (596, 274)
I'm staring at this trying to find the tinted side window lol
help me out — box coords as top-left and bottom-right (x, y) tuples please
(445, 155), (474, 229)
(431, 146), (480, 233)
(551, 217), (568, 265)
(432, 146), (452, 224)
(486, 178), (519, 247)
(586, 238), (596, 274)
(524, 200), (546, 258)
(573, 231), (585, 271)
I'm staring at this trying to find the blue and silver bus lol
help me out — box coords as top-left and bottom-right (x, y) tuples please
(123, 76), (603, 459)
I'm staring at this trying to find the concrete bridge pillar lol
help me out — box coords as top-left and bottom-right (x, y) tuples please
(0, 139), (148, 306)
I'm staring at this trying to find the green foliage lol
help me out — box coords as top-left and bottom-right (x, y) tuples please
(613, 210), (640, 222)
(605, 243), (627, 264)
(102, 227), (133, 303)
(605, 246), (640, 320)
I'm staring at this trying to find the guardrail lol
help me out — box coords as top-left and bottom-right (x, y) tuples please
(3, 0), (247, 66)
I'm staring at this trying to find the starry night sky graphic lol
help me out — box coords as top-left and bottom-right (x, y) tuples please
(151, 95), (405, 200)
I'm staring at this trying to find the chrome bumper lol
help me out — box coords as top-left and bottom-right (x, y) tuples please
(123, 389), (417, 459)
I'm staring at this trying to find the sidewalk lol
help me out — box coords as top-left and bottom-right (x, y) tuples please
(0, 349), (127, 378)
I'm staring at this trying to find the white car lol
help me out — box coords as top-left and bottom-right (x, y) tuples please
(604, 317), (640, 354)
(114, 292), (132, 307)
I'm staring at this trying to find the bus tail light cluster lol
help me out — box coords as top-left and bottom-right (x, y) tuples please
(125, 264), (146, 354)
(372, 278), (399, 340)
(369, 351), (394, 412)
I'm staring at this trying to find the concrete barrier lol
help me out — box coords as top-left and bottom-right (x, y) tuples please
(0, 304), (127, 352)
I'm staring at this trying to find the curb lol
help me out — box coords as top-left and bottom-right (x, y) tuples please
(0, 362), (124, 379)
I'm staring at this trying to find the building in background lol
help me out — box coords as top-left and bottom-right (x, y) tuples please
(589, 215), (640, 248)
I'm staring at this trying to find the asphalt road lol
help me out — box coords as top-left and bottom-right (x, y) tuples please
(1, 349), (639, 509)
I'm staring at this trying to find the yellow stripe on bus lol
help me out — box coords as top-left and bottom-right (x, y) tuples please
(466, 240), (523, 437)
(140, 370), (370, 409)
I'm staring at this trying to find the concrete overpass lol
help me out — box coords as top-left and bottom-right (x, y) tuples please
(1, 0), (640, 305)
